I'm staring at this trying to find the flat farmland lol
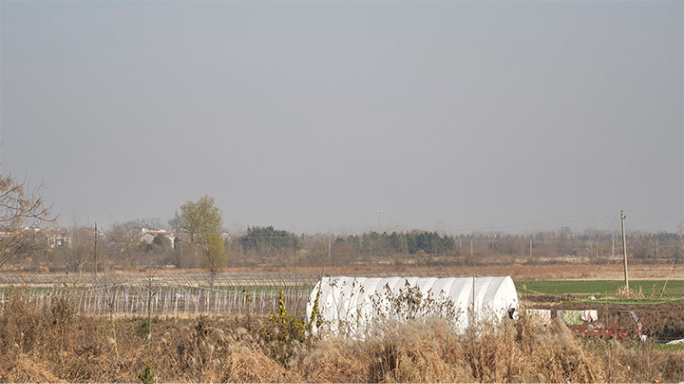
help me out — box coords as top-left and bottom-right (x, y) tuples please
(254, 263), (683, 281)
(516, 279), (684, 299)
(3, 263), (679, 286)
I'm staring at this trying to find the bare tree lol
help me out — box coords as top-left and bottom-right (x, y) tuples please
(66, 226), (98, 276)
(0, 175), (54, 270)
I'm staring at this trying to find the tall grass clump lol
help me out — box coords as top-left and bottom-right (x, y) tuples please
(616, 285), (646, 299)
(289, 308), (684, 383)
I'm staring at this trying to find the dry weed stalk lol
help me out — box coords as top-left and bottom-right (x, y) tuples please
(616, 285), (646, 300)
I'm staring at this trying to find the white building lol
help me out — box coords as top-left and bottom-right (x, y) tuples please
(140, 231), (175, 247)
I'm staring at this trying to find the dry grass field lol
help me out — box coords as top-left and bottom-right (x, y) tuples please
(1, 263), (682, 383)
(7, 263), (678, 285)
(204, 263), (683, 281)
(0, 286), (683, 383)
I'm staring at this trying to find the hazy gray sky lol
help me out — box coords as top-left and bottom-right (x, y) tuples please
(2, 1), (682, 234)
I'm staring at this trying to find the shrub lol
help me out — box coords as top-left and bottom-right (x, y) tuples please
(137, 364), (155, 384)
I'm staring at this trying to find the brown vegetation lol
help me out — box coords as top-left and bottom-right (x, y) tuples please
(532, 300), (684, 342)
(161, 262), (683, 281)
(0, 288), (682, 383)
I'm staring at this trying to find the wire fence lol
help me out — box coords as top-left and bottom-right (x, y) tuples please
(0, 271), (321, 318)
(0, 267), (484, 287)
(0, 270), (322, 287)
(0, 269), (482, 318)
(0, 284), (314, 318)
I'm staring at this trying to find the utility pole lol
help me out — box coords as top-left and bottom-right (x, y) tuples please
(471, 239), (476, 326)
(529, 237), (532, 257)
(621, 211), (629, 291)
(377, 210), (382, 230)
(94, 222), (98, 278)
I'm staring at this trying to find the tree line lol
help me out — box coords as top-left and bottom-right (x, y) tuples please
(1, 189), (682, 273)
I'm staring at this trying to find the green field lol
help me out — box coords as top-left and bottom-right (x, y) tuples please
(515, 279), (684, 299)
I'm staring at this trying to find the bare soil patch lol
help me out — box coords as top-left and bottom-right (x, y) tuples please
(232, 263), (682, 280)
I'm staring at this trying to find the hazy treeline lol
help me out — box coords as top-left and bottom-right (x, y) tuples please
(286, 228), (683, 268)
(6, 221), (683, 273)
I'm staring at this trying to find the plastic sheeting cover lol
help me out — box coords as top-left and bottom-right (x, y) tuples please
(306, 276), (519, 336)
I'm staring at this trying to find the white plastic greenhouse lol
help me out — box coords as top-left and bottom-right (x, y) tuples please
(305, 276), (519, 336)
